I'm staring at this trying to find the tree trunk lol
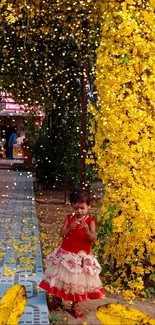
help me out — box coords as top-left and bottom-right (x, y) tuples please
(80, 19), (89, 189)
(64, 101), (74, 204)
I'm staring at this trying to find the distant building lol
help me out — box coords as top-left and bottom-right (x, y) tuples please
(0, 91), (44, 135)
(0, 92), (45, 158)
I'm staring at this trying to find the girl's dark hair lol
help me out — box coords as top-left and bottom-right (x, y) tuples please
(70, 188), (90, 205)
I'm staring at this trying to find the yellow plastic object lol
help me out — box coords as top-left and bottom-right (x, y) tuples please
(0, 284), (27, 325)
(96, 303), (155, 325)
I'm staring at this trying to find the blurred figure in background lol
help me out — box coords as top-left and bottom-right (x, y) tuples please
(8, 127), (17, 159)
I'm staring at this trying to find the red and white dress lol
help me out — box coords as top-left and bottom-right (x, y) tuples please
(39, 214), (104, 302)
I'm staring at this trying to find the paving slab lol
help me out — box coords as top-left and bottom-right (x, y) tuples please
(0, 170), (49, 325)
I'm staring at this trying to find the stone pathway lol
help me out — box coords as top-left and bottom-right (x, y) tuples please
(0, 170), (49, 325)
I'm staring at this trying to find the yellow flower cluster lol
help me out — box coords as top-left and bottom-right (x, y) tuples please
(89, 0), (155, 295)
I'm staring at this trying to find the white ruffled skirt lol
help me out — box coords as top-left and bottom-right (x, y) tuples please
(39, 247), (104, 302)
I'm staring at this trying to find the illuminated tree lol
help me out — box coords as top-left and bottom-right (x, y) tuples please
(0, 0), (101, 187)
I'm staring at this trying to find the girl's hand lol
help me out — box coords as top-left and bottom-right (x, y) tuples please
(80, 220), (97, 242)
(80, 221), (89, 232)
(69, 221), (78, 230)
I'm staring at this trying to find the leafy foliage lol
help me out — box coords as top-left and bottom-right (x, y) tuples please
(49, 311), (68, 325)
(0, 0), (102, 188)
(25, 112), (81, 187)
(0, 0), (101, 109)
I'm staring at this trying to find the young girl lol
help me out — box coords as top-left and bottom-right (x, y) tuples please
(39, 188), (104, 318)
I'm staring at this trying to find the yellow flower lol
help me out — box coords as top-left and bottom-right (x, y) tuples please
(88, 0), (155, 297)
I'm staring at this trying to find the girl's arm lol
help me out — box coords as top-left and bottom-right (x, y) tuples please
(81, 220), (97, 242)
(60, 216), (77, 238)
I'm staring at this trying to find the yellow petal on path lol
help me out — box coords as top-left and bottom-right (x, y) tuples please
(0, 284), (27, 325)
(96, 303), (155, 325)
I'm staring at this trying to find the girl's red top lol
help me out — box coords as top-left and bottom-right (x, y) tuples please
(60, 214), (95, 254)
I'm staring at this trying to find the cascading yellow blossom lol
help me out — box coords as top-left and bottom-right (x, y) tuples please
(90, 0), (155, 295)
